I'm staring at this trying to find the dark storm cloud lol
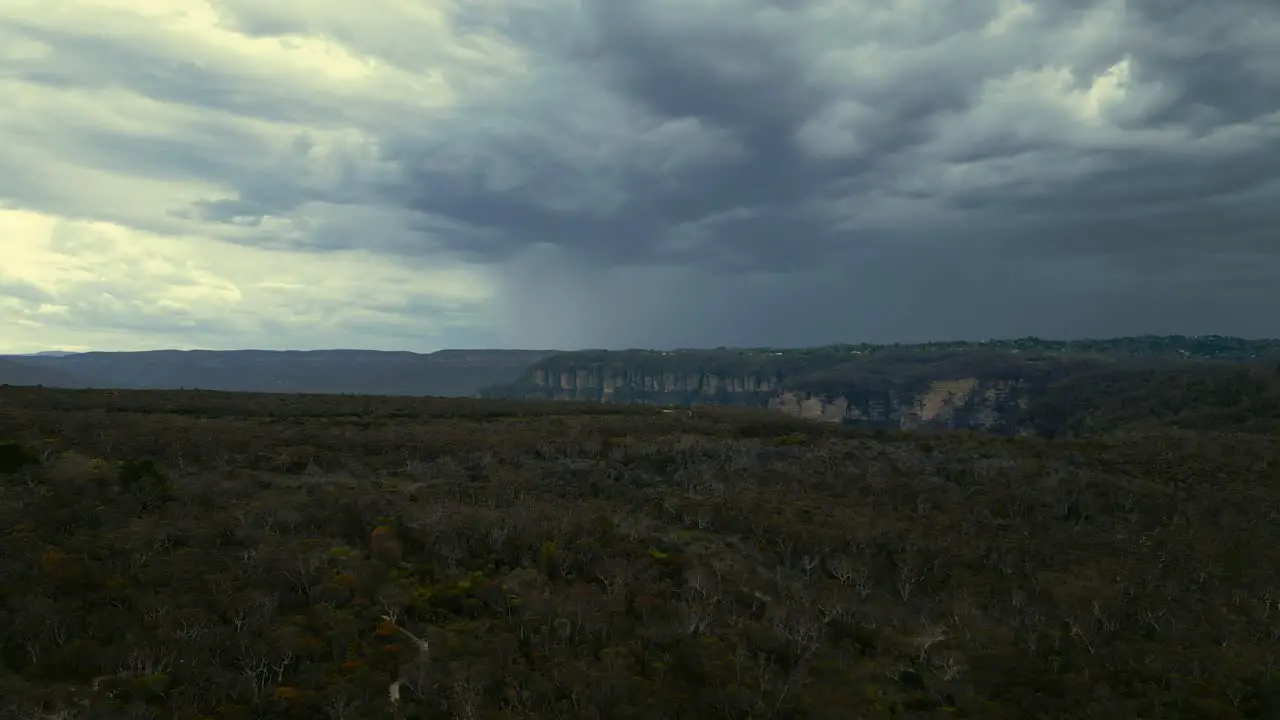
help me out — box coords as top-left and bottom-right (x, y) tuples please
(6, 0), (1278, 350)
(925, 0), (1280, 265)
(43, 0), (1269, 287)
(453, 0), (1279, 346)
(1123, 0), (1280, 123)
(356, 0), (1277, 288)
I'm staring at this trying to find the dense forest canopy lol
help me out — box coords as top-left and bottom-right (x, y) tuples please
(2, 385), (1278, 718)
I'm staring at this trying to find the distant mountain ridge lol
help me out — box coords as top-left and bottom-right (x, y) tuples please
(7, 337), (1280, 435)
(0, 358), (90, 388)
(0, 349), (556, 397)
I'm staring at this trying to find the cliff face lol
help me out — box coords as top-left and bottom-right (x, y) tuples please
(483, 338), (1280, 436)
(500, 361), (1041, 434)
(527, 365), (780, 402)
(766, 378), (1036, 433)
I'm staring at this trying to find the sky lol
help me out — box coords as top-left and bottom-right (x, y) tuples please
(2, 0), (1278, 353)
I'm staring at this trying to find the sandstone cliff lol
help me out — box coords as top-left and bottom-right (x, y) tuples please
(766, 377), (1035, 432)
(481, 337), (1280, 435)
(515, 367), (1035, 433)
(526, 364), (780, 401)
(485, 347), (1055, 433)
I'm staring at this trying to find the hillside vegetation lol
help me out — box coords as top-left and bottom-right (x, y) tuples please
(1027, 361), (1280, 438)
(1, 386), (1277, 719)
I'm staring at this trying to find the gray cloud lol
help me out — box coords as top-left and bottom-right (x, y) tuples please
(2, 0), (1278, 351)
(395, 1), (1279, 263)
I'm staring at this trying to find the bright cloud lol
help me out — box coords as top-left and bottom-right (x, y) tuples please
(0, 208), (495, 353)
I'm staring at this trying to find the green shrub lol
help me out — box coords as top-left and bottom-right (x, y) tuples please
(116, 459), (173, 509)
(0, 441), (38, 473)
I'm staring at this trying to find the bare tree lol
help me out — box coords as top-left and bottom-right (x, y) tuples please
(911, 624), (949, 662)
(897, 564), (922, 602)
(381, 604), (432, 717)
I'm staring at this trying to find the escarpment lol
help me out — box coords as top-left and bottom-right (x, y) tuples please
(481, 337), (1280, 437)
